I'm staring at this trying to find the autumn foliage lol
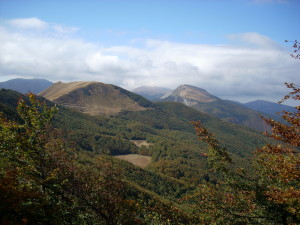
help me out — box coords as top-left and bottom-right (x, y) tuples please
(0, 94), (139, 224)
(285, 40), (300, 60)
(191, 83), (300, 224)
(0, 93), (192, 224)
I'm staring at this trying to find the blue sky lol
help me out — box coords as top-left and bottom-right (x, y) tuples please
(0, 0), (299, 103)
(1, 0), (299, 44)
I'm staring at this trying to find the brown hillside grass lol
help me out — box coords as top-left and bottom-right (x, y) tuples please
(39, 81), (147, 116)
(115, 154), (152, 169)
(39, 81), (98, 101)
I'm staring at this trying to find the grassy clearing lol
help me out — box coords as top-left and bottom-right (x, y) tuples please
(115, 154), (152, 169)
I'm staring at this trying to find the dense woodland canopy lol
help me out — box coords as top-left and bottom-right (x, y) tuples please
(0, 94), (193, 224)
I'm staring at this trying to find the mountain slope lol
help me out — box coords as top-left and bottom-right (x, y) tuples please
(132, 86), (171, 100)
(0, 89), (194, 221)
(244, 100), (296, 115)
(1, 88), (269, 183)
(160, 84), (267, 131)
(0, 78), (53, 94)
(39, 81), (154, 116)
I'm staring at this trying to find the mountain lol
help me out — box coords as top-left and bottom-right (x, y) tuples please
(39, 81), (155, 116)
(160, 84), (268, 131)
(1, 88), (269, 182)
(1, 87), (277, 222)
(0, 88), (194, 221)
(0, 78), (53, 94)
(244, 100), (296, 115)
(161, 84), (219, 104)
(132, 86), (171, 100)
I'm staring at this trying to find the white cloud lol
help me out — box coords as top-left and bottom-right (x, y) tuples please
(227, 32), (281, 49)
(8, 18), (48, 30)
(52, 25), (79, 34)
(0, 18), (299, 103)
(86, 52), (120, 72)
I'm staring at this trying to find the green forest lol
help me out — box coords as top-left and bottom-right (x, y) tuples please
(0, 82), (299, 224)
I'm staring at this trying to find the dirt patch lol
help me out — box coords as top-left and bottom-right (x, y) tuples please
(130, 140), (153, 148)
(115, 154), (151, 169)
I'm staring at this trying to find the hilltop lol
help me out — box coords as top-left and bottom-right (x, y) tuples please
(160, 84), (268, 131)
(39, 81), (154, 116)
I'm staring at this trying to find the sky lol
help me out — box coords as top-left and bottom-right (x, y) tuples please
(0, 0), (299, 104)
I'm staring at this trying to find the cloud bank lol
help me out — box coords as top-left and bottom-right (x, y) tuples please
(0, 18), (299, 103)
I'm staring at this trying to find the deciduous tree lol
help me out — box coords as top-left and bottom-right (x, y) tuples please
(0, 94), (140, 224)
(189, 83), (299, 224)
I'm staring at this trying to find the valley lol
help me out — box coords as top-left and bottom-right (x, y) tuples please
(0, 79), (298, 224)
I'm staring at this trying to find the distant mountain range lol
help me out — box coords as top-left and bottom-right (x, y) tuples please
(244, 100), (296, 115)
(132, 86), (171, 100)
(0, 78), (53, 94)
(2, 78), (295, 130)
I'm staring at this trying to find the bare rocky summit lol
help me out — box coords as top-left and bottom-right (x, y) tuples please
(161, 84), (218, 105)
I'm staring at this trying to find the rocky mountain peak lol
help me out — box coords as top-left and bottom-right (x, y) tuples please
(162, 84), (218, 103)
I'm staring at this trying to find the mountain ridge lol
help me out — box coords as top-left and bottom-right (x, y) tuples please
(244, 99), (296, 115)
(0, 78), (53, 94)
(39, 81), (154, 116)
(160, 84), (267, 131)
(0, 88), (269, 180)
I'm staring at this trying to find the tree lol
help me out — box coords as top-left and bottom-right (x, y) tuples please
(285, 40), (300, 59)
(0, 93), (190, 225)
(189, 83), (299, 224)
(0, 94), (64, 224)
(0, 94), (140, 224)
(255, 82), (300, 223)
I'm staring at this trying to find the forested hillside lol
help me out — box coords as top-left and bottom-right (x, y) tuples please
(0, 86), (298, 224)
(0, 88), (269, 182)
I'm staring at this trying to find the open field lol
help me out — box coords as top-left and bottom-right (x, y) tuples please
(115, 154), (152, 169)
